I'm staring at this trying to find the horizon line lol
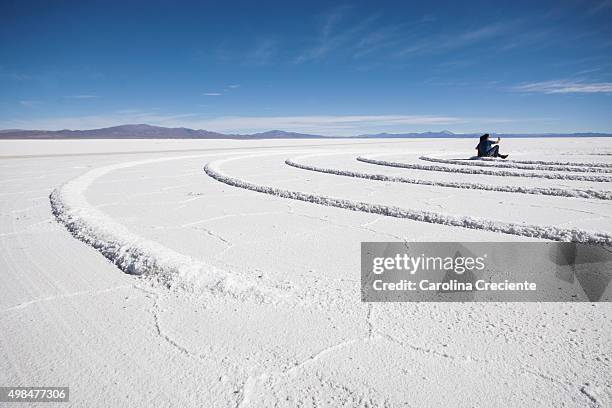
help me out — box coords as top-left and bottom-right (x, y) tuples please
(1, 123), (612, 138)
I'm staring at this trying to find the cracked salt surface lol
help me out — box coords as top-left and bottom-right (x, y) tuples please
(2, 138), (611, 407)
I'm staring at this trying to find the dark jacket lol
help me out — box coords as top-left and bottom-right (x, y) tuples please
(476, 139), (497, 157)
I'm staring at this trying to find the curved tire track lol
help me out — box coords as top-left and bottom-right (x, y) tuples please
(477, 157), (612, 168)
(419, 156), (612, 173)
(357, 156), (612, 182)
(204, 158), (612, 245)
(285, 157), (612, 200)
(50, 155), (289, 303)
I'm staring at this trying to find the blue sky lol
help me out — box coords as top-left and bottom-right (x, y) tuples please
(1, 0), (611, 135)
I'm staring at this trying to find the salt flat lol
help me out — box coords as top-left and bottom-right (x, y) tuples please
(1, 138), (611, 407)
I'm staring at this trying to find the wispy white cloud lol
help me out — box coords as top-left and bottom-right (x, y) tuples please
(513, 80), (612, 94)
(587, 0), (612, 15)
(295, 6), (381, 63)
(421, 14), (436, 23)
(245, 38), (278, 65)
(198, 114), (464, 133)
(205, 84), (240, 96)
(19, 100), (41, 107)
(0, 71), (31, 81)
(115, 108), (160, 114)
(214, 37), (278, 66)
(351, 23), (406, 58)
(64, 94), (99, 99)
(215, 9), (568, 67)
(496, 27), (555, 52)
(396, 22), (512, 57)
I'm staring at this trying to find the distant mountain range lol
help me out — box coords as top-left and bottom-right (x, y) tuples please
(0, 124), (326, 139)
(0, 124), (610, 139)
